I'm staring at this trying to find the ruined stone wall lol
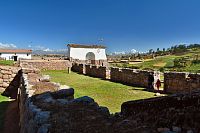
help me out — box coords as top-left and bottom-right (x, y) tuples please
(20, 60), (72, 70)
(164, 72), (200, 93)
(71, 63), (84, 74)
(0, 66), (21, 95)
(85, 65), (107, 79)
(120, 91), (200, 132)
(19, 71), (52, 133)
(110, 67), (151, 88)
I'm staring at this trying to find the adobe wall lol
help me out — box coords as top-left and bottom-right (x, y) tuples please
(85, 65), (107, 79)
(164, 72), (200, 93)
(0, 66), (21, 98)
(20, 60), (72, 70)
(110, 67), (151, 88)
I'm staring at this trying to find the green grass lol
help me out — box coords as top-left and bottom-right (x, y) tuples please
(110, 49), (200, 72)
(0, 94), (9, 131)
(134, 55), (177, 70)
(42, 70), (156, 113)
(0, 60), (14, 66)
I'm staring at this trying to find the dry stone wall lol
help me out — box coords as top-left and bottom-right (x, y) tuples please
(20, 60), (72, 70)
(15, 66), (200, 133)
(110, 67), (151, 88)
(71, 63), (84, 74)
(0, 66), (21, 98)
(121, 91), (200, 132)
(85, 65), (107, 79)
(164, 72), (200, 93)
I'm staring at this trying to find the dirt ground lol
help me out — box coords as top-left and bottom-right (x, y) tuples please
(3, 100), (19, 133)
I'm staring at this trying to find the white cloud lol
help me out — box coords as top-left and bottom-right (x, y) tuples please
(0, 42), (17, 49)
(43, 48), (53, 52)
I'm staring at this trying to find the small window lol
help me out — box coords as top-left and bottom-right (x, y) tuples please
(27, 53), (29, 56)
(0, 53), (2, 55)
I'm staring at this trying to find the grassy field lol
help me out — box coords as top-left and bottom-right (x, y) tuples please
(0, 60), (14, 66)
(0, 94), (9, 131)
(42, 70), (156, 113)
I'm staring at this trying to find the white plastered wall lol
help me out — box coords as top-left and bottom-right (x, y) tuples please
(69, 47), (107, 60)
(0, 53), (32, 60)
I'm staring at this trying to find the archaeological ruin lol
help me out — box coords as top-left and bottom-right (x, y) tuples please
(0, 61), (200, 133)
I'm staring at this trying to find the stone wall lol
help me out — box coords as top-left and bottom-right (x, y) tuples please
(71, 63), (84, 74)
(18, 68), (111, 133)
(110, 67), (151, 88)
(164, 72), (200, 93)
(15, 66), (200, 133)
(120, 91), (200, 132)
(0, 66), (21, 98)
(20, 60), (72, 70)
(85, 65), (107, 79)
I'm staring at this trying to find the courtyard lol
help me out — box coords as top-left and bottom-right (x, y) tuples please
(42, 70), (156, 113)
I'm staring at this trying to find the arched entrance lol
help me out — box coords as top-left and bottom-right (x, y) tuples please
(86, 52), (95, 64)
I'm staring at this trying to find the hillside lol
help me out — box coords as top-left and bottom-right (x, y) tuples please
(110, 48), (200, 73)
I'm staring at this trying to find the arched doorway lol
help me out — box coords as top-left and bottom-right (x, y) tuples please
(86, 52), (95, 64)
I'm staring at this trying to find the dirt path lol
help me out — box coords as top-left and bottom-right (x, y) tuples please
(3, 100), (19, 133)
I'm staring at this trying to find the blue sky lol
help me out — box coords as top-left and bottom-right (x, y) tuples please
(0, 0), (200, 53)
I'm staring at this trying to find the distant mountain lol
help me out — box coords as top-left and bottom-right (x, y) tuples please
(110, 49), (143, 55)
(32, 49), (67, 55)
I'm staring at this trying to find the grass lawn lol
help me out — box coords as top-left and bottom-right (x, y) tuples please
(42, 70), (156, 113)
(0, 94), (9, 131)
(0, 60), (14, 66)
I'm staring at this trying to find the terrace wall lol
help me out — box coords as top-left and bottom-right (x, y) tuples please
(110, 67), (151, 88)
(20, 60), (72, 70)
(164, 72), (200, 93)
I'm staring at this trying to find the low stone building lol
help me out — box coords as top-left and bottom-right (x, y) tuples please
(67, 44), (107, 66)
(0, 49), (32, 61)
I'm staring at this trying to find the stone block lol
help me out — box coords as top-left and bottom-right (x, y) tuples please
(0, 87), (5, 92)
(3, 82), (9, 88)
(3, 78), (9, 82)
(0, 78), (3, 84)
(3, 75), (9, 79)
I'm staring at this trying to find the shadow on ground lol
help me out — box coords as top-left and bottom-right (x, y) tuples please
(0, 94), (19, 133)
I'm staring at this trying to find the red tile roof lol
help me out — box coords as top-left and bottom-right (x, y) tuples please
(67, 44), (106, 49)
(0, 49), (32, 53)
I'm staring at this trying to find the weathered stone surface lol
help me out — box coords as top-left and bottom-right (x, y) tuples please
(3, 74), (9, 79)
(52, 88), (74, 98)
(72, 96), (94, 104)
(40, 75), (50, 82)
(3, 82), (9, 88)
(164, 72), (200, 93)
(0, 78), (3, 84)
(20, 60), (72, 70)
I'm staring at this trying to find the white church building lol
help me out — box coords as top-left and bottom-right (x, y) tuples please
(0, 49), (32, 61)
(67, 44), (107, 66)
